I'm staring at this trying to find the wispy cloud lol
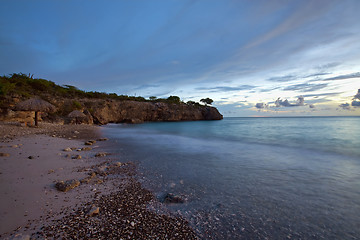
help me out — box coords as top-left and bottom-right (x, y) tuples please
(283, 83), (328, 92)
(301, 92), (342, 98)
(195, 85), (257, 92)
(339, 103), (351, 110)
(324, 72), (360, 81)
(267, 75), (298, 82)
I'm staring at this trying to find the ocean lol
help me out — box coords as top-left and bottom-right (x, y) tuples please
(101, 117), (360, 239)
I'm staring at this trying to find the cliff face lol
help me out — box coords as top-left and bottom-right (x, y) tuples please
(84, 100), (223, 124)
(0, 97), (223, 124)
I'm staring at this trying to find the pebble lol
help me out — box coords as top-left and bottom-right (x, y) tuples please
(63, 147), (72, 152)
(97, 138), (108, 141)
(95, 152), (108, 157)
(87, 206), (100, 217)
(72, 155), (82, 159)
(0, 152), (10, 157)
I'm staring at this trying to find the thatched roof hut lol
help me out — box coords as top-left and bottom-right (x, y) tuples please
(16, 98), (56, 112)
(15, 98), (56, 126)
(68, 110), (86, 124)
(68, 110), (86, 118)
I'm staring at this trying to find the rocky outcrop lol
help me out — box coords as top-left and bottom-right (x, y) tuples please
(83, 100), (223, 124)
(1, 97), (223, 124)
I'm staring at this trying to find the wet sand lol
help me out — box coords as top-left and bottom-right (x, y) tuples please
(0, 123), (197, 239)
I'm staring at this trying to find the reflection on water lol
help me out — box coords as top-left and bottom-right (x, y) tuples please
(102, 117), (360, 239)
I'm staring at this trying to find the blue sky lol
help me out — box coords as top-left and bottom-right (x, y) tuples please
(1, 0), (360, 116)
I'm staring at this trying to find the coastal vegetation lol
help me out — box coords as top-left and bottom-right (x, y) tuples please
(0, 73), (208, 106)
(0, 73), (223, 124)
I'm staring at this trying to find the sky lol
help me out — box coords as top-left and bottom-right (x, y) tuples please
(1, 0), (360, 117)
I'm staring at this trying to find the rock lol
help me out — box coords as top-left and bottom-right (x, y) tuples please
(160, 193), (185, 204)
(10, 233), (30, 240)
(65, 154), (71, 158)
(28, 156), (34, 159)
(74, 131), (80, 134)
(95, 152), (108, 157)
(114, 162), (122, 167)
(72, 154), (82, 159)
(81, 147), (92, 151)
(48, 169), (55, 174)
(76, 148), (82, 151)
(97, 138), (108, 141)
(80, 172), (97, 184)
(95, 165), (108, 175)
(63, 147), (72, 152)
(85, 141), (93, 146)
(12, 145), (18, 148)
(55, 179), (80, 192)
(88, 140), (97, 144)
(0, 152), (10, 157)
(130, 221), (135, 227)
(87, 206), (100, 217)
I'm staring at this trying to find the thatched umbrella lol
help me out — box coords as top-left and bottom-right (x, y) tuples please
(15, 98), (56, 126)
(68, 110), (86, 124)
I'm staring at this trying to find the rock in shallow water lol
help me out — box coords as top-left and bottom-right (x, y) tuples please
(95, 152), (108, 157)
(55, 179), (80, 192)
(160, 193), (185, 204)
(0, 152), (10, 157)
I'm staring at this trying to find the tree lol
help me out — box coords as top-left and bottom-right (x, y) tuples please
(167, 95), (181, 103)
(200, 98), (213, 105)
(149, 96), (157, 101)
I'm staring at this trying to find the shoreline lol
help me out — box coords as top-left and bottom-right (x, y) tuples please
(0, 122), (198, 239)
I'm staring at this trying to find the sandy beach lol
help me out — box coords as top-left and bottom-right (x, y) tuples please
(0, 123), (197, 239)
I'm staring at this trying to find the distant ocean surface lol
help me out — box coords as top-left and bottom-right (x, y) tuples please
(102, 117), (360, 239)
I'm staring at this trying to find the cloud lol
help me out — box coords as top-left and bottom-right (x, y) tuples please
(283, 83), (328, 92)
(339, 103), (351, 110)
(267, 75), (297, 82)
(195, 85), (256, 92)
(353, 89), (360, 100)
(352, 101), (360, 107)
(324, 72), (360, 81)
(255, 103), (266, 109)
(259, 87), (281, 92)
(275, 96), (305, 107)
(301, 92), (341, 98)
(315, 62), (341, 71)
(304, 72), (330, 78)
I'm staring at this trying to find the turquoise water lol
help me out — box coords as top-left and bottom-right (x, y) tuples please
(102, 117), (360, 239)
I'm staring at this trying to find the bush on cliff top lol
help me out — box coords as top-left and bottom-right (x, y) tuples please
(0, 73), (209, 107)
(0, 73), (146, 102)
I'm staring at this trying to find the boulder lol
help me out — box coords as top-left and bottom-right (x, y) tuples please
(159, 193), (185, 204)
(55, 179), (80, 192)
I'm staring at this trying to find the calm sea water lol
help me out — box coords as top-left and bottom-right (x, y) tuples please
(102, 117), (360, 239)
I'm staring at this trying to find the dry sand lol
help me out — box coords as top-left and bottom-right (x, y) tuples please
(0, 123), (197, 239)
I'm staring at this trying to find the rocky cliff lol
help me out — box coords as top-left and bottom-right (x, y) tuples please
(86, 100), (223, 124)
(1, 97), (223, 124)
